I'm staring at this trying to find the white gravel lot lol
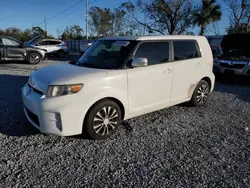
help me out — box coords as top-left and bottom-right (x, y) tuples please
(0, 56), (249, 187)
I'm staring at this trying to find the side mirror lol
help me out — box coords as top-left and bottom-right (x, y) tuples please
(131, 57), (148, 68)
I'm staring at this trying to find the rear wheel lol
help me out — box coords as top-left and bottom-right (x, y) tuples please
(189, 80), (210, 107)
(83, 100), (122, 139)
(27, 52), (41, 64)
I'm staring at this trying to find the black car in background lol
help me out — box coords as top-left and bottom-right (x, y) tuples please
(213, 34), (250, 75)
(0, 36), (47, 64)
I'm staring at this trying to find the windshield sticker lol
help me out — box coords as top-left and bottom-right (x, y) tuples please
(114, 41), (130, 46)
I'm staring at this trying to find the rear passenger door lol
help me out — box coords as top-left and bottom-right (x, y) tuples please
(127, 41), (173, 116)
(170, 40), (202, 104)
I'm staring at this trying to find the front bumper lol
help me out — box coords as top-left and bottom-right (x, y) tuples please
(213, 60), (250, 75)
(22, 83), (84, 136)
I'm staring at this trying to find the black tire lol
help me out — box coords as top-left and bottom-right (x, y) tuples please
(27, 52), (41, 64)
(189, 80), (210, 107)
(57, 50), (65, 58)
(83, 100), (122, 139)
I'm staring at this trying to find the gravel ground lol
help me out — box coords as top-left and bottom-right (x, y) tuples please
(0, 57), (250, 188)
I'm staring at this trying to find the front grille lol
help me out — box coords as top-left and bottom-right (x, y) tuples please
(25, 106), (40, 126)
(220, 62), (245, 69)
(28, 83), (43, 95)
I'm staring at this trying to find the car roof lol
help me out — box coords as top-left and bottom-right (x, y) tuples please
(99, 35), (206, 41)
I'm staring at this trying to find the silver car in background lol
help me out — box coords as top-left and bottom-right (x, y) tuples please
(213, 34), (250, 75)
(34, 39), (69, 57)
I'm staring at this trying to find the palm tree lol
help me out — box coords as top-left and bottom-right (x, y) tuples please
(194, 0), (222, 35)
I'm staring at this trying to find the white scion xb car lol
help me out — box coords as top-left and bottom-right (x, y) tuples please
(22, 35), (215, 139)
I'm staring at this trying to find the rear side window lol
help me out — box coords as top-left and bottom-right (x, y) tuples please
(134, 42), (169, 65)
(173, 40), (200, 61)
(39, 41), (47, 45)
(47, 41), (61, 45)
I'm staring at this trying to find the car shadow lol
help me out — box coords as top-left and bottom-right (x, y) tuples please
(214, 74), (250, 103)
(0, 75), (39, 136)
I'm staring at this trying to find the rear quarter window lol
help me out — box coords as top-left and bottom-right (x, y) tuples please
(173, 40), (201, 61)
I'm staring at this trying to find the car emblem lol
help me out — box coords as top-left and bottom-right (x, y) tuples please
(229, 61), (234, 65)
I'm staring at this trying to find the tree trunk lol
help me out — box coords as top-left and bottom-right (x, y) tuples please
(199, 25), (206, 35)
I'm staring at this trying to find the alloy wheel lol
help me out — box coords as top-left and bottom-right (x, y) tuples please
(29, 53), (40, 64)
(93, 106), (118, 136)
(196, 84), (209, 104)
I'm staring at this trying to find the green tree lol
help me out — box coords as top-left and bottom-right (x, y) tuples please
(60, 25), (84, 40)
(89, 7), (126, 36)
(194, 0), (222, 35)
(121, 0), (195, 35)
(227, 23), (250, 34)
(223, 0), (250, 34)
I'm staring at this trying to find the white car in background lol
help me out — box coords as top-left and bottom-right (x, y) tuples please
(80, 40), (94, 54)
(35, 39), (69, 57)
(22, 35), (215, 139)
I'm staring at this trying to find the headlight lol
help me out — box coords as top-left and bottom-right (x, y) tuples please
(47, 84), (83, 97)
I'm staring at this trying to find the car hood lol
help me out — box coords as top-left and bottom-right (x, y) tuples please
(29, 63), (108, 93)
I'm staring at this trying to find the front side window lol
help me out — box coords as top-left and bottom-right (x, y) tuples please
(77, 40), (137, 69)
(174, 40), (200, 61)
(2, 38), (20, 46)
(134, 42), (170, 65)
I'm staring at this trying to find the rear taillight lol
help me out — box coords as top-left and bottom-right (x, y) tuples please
(66, 42), (68, 48)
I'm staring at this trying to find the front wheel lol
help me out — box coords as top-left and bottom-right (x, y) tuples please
(189, 80), (210, 107)
(27, 52), (41, 64)
(83, 100), (122, 139)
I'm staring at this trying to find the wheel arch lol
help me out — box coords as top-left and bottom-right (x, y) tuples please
(83, 97), (126, 125)
(26, 50), (43, 61)
(201, 76), (212, 91)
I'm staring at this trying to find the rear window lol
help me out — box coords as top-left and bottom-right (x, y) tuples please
(173, 40), (200, 61)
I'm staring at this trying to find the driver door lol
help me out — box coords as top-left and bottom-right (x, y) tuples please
(127, 41), (174, 116)
(2, 37), (25, 60)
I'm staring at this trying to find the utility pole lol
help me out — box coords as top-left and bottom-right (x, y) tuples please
(44, 17), (47, 37)
(86, 0), (88, 40)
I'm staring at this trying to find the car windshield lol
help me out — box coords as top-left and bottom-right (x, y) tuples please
(76, 40), (136, 69)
